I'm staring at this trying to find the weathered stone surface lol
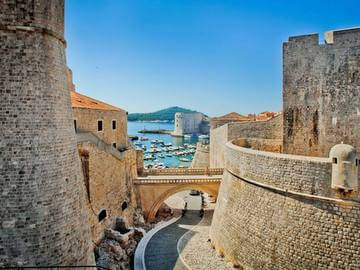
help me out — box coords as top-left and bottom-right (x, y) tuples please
(73, 106), (128, 150)
(210, 114), (282, 168)
(78, 141), (139, 243)
(115, 217), (130, 234)
(105, 229), (131, 246)
(97, 221), (146, 270)
(191, 142), (210, 168)
(0, 0), (94, 266)
(210, 141), (360, 270)
(283, 28), (360, 157)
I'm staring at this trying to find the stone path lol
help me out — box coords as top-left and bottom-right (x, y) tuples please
(177, 208), (233, 270)
(144, 191), (202, 270)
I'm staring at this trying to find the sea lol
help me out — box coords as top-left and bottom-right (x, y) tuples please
(128, 121), (199, 168)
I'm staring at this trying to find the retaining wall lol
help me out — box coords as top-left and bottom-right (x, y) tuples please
(210, 141), (360, 270)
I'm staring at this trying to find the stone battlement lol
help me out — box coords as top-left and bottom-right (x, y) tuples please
(283, 27), (360, 157)
(285, 27), (360, 46)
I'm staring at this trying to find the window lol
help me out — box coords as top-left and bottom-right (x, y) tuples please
(98, 120), (103, 131)
(122, 201), (128, 211)
(98, 209), (107, 222)
(112, 120), (117, 130)
(113, 142), (116, 148)
(332, 157), (337, 164)
(74, 120), (77, 131)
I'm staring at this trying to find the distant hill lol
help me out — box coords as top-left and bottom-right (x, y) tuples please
(128, 106), (198, 121)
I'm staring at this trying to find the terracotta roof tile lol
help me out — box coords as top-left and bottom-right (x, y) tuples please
(71, 91), (124, 112)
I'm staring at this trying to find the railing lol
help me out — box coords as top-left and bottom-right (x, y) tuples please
(0, 266), (110, 270)
(142, 168), (223, 176)
(134, 176), (222, 185)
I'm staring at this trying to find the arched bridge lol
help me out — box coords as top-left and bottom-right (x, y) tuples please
(135, 168), (223, 221)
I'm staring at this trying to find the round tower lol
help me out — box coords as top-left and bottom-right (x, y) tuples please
(0, 0), (94, 267)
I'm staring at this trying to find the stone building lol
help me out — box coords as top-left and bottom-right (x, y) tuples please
(71, 91), (128, 150)
(209, 28), (360, 270)
(0, 0), (94, 267)
(172, 112), (209, 136)
(65, 68), (141, 243)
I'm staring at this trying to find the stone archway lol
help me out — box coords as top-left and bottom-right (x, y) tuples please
(136, 181), (220, 221)
(147, 184), (218, 221)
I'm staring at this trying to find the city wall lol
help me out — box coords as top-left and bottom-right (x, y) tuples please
(210, 140), (360, 269)
(283, 28), (360, 157)
(210, 114), (282, 168)
(77, 133), (140, 244)
(0, 1), (94, 267)
(191, 143), (210, 168)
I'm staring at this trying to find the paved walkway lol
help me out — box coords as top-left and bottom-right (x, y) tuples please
(144, 192), (202, 270)
(178, 208), (233, 270)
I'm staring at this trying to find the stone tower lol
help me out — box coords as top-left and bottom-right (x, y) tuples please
(0, 0), (94, 267)
(283, 27), (360, 157)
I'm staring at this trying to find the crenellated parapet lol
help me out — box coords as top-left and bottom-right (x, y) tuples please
(283, 27), (360, 157)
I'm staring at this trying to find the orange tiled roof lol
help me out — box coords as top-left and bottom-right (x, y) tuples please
(71, 91), (124, 112)
(212, 112), (250, 121)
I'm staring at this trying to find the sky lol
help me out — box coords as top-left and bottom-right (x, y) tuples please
(65, 0), (360, 117)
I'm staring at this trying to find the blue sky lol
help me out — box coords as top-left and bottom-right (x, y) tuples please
(65, 0), (359, 116)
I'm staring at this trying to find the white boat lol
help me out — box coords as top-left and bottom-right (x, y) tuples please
(184, 134), (191, 139)
(179, 158), (191, 162)
(140, 136), (149, 141)
(166, 153), (173, 157)
(198, 135), (209, 139)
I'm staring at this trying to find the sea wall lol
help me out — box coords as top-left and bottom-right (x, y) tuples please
(77, 136), (140, 244)
(210, 141), (360, 270)
(210, 114), (282, 168)
(191, 143), (210, 168)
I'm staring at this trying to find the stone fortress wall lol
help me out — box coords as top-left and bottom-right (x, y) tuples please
(0, 0), (94, 267)
(209, 28), (360, 270)
(210, 114), (282, 168)
(172, 112), (209, 136)
(210, 140), (360, 269)
(283, 28), (360, 157)
(191, 142), (210, 168)
(77, 134), (140, 244)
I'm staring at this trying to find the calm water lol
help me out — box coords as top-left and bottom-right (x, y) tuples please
(128, 121), (199, 168)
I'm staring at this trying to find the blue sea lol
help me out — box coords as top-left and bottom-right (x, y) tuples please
(128, 121), (199, 168)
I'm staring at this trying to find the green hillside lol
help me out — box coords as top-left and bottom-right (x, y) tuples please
(128, 106), (198, 121)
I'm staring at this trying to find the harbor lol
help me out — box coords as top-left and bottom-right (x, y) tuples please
(128, 121), (208, 169)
